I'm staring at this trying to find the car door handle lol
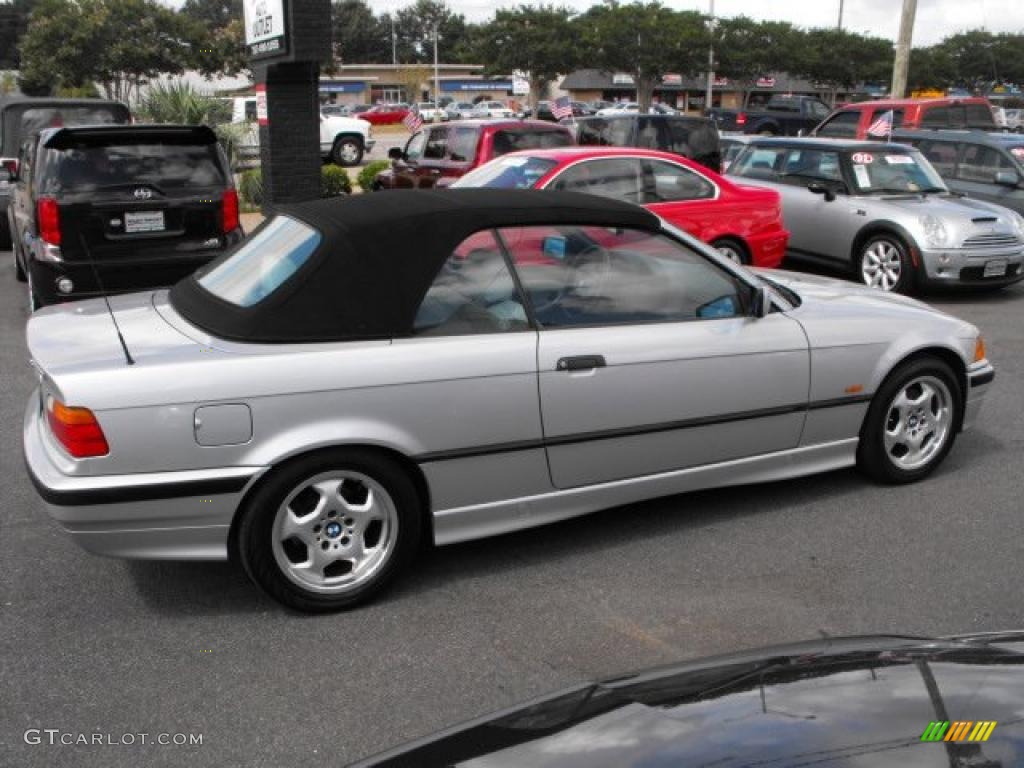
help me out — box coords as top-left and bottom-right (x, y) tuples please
(556, 355), (606, 371)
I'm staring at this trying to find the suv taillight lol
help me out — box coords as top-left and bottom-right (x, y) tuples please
(736, 113), (747, 126)
(46, 396), (109, 458)
(222, 188), (239, 234)
(37, 197), (61, 245)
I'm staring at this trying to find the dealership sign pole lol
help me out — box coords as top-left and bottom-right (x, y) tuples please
(243, 0), (331, 211)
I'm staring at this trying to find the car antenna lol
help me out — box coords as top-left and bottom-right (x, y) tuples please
(76, 229), (134, 366)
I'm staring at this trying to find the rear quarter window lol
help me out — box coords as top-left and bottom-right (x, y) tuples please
(490, 129), (571, 157)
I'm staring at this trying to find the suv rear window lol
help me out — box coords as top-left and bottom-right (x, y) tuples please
(38, 141), (227, 194)
(490, 129), (571, 157)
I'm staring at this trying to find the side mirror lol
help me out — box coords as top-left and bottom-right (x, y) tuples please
(751, 284), (772, 318)
(994, 170), (1020, 187)
(807, 180), (837, 202)
(387, 147), (404, 161)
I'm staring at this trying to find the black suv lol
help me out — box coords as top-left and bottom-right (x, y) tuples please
(1, 97), (131, 250)
(892, 129), (1024, 216)
(4, 124), (243, 309)
(566, 114), (721, 172)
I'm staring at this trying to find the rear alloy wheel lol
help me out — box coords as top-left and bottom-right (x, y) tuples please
(238, 450), (422, 612)
(857, 357), (960, 484)
(712, 238), (749, 265)
(332, 137), (363, 167)
(858, 235), (913, 293)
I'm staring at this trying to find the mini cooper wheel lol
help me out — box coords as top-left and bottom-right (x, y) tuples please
(857, 356), (961, 484)
(712, 238), (749, 265)
(332, 137), (363, 167)
(858, 235), (913, 293)
(237, 450), (422, 612)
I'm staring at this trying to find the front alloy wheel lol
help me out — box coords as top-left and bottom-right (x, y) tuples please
(857, 356), (960, 484)
(332, 138), (363, 167)
(859, 236), (911, 293)
(238, 450), (421, 612)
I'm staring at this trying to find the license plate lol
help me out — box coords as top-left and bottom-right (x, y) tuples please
(983, 259), (1008, 278)
(124, 211), (165, 233)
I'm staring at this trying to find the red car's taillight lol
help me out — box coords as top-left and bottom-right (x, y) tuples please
(37, 197), (61, 245)
(736, 113), (747, 126)
(46, 396), (109, 458)
(222, 188), (239, 234)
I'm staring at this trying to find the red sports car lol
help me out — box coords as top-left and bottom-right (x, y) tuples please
(360, 104), (410, 126)
(451, 147), (789, 267)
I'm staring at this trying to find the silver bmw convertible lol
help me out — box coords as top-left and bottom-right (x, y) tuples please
(23, 189), (995, 611)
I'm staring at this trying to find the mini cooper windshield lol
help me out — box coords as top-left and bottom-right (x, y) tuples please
(198, 215), (321, 307)
(846, 149), (947, 195)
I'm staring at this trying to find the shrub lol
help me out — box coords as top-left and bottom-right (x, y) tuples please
(320, 165), (352, 197)
(357, 159), (391, 192)
(239, 169), (263, 207)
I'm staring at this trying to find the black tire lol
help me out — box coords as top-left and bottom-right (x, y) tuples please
(856, 356), (961, 485)
(856, 234), (915, 294)
(711, 237), (750, 265)
(237, 449), (422, 613)
(331, 136), (363, 167)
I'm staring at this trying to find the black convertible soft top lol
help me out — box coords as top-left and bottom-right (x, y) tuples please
(170, 188), (661, 343)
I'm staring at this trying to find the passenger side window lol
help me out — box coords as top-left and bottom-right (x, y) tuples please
(917, 140), (957, 176)
(815, 111), (859, 138)
(729, 146), (788, 180)
(781, 149), (842, 184)
(448, 127), (478, 162)
(957, 144), (1013, 182)
(423, 127), (449, 160)
(550, 158), (644, 203)
(404, 131), (427, 161)
(921, 106), (949, 127)
(642, 159), (715, 202)
(413, 230), (528, 336)
(498, 225), (747, 328)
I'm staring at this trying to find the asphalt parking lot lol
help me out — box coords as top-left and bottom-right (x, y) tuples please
(1, 256), (1022, 767)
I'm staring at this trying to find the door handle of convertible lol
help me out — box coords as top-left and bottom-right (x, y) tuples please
(556, 355), (606, 371)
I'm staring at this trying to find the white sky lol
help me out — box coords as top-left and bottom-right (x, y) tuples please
(167, 0), (1024, 47)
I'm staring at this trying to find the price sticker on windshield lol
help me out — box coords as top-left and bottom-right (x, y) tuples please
(852, 152), (874, 164)
(1012, 147), (1024, 159)
(885, 155), (914, 164)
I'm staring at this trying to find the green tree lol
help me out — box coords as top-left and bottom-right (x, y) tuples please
(20, 0), (195, 102)
(799, 28), (892, 104)
(181, 0), (246, 76)
(474, 5), (579, 112)
(579, 1), (706, 111)
(907, 45), (955, 92)
(0, 0), (36, 69)
(332, 0), (390, 64)
(394, 0), (467, 65)
(715, 18), (806, 104)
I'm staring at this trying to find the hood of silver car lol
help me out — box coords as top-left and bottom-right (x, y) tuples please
(875, 193), (1019, 231)
(755, 268), (930, 309)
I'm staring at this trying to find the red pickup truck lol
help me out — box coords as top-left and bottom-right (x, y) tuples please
(372, 119), (573, 190)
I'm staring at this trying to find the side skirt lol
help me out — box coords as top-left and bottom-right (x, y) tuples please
(432, 438), (858, 546)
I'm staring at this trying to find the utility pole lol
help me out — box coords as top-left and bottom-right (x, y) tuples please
(391, 17), (396, 66)
(890, 0), (917, 98)
(705, 0), (715, 114)
(837, 0), (844, 29)
(433, 21), (440, 109)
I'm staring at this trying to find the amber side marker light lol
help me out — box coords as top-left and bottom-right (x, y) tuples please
(46, 396), (109, 458)
(974, 336), (986, 363)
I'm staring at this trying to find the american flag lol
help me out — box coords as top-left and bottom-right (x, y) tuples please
(867, 109), (894, 138)
(403, 103), (423, 133)
(551, 96), (573, 120)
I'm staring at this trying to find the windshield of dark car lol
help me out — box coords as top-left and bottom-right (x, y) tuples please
(846, 149), (947, 194)
(197, 215), (321, 307)
(39, 141), (226, 193)
(452, 156), (557, 188)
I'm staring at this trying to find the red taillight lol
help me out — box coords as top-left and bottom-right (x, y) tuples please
(221, 188), (239, 234)
(46, 397), (109, 458)
(37, 197), (61, 245)
(736, 113), (747, 126)
(1, 157), (17, 176)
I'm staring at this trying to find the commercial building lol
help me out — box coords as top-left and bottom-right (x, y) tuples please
(318, 64), (521, 106)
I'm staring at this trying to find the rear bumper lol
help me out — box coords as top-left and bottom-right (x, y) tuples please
(22, 388), (263, 560)
(746, 229), (790, 269)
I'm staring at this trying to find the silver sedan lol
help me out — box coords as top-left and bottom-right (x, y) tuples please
(23, 189), (995, 611)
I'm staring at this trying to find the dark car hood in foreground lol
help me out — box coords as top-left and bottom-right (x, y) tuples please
(352, 633), (1024, 767)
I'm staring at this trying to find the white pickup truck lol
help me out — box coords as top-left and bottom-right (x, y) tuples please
(226, 96), (375, 167)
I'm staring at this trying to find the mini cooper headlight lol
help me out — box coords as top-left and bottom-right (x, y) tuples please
(919, 214), (949, 248)
(1010, 211), (1024, 239)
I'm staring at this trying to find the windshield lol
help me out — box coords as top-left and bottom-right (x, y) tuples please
(847, 149), (946, 194)
(197, 215), (321, 307)
(452, 156), (557, 189)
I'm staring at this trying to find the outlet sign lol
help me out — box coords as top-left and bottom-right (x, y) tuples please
(244, 0), (288, 59)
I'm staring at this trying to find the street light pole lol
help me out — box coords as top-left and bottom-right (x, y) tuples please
(391, 17), (396, 66)
(837, 0), (844, 29)
(890, 0), (917, 98)
(705, 0), (714, 114)
(433, 21), (440, 109)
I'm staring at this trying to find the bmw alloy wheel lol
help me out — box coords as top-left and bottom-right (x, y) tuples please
(271, 470), (398, 594)
(881, 375), (953, 471)
(715, 242), (744, 264)
(860, 239), (904, 292)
